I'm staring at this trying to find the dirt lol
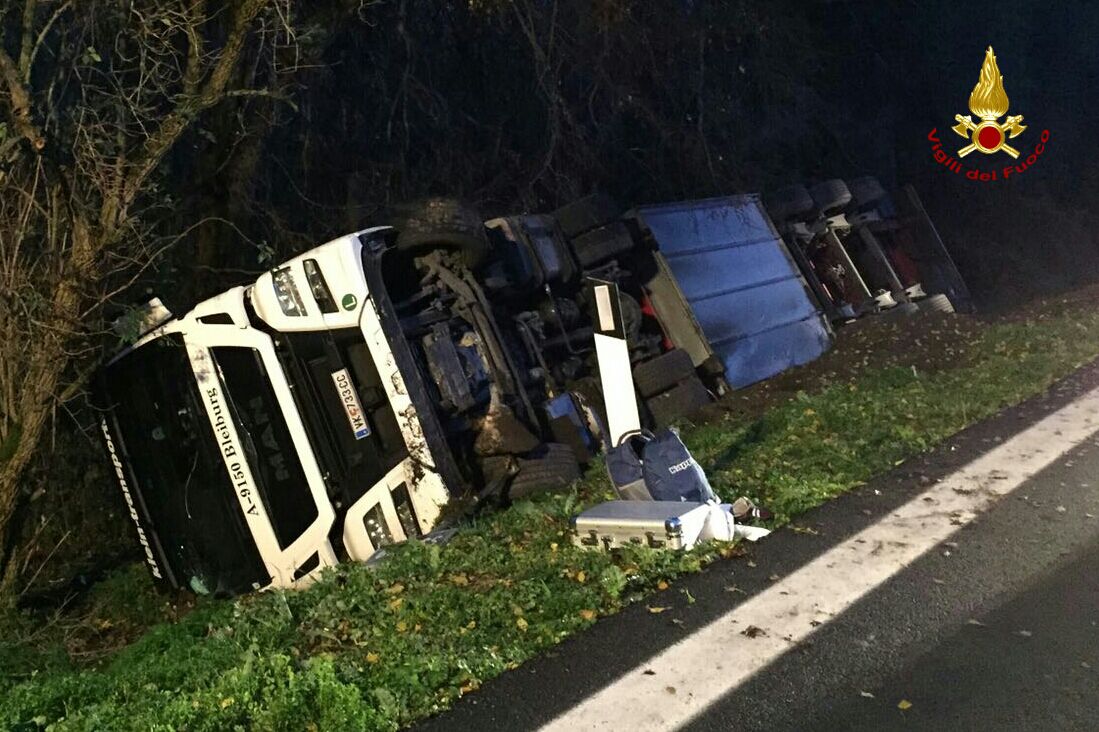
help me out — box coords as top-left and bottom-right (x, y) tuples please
(701, 309), (989, 424)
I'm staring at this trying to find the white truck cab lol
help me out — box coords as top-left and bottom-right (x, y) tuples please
(98, 229), (455, 594)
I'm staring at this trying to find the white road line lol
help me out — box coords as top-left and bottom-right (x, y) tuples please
(541, 386), (1099, 732)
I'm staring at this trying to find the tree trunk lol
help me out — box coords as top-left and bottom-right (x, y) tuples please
(0, 215), (97, 604)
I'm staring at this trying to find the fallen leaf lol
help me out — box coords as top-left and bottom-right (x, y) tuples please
(384, 582), (405, 596)
(579, 609), (597, 621)
(860, 691), (875, 699)
(388, 597), (404, 611)
(220, 697), (235, 709)
(366, 652), (380, 664)
(648, 606), (670, 614)
(396, 621), (408, 633)
(643, 669), (656, 676)
(657, 580), (669, 591)
(741, 625), (766, 638)
(516, 617), (528, 632)
(1016, 630), (1033, 637)
(897, 699), (913, 711)
(966, 619), (986, 627)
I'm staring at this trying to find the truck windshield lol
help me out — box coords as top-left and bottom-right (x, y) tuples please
(100, 335), (269, 595)
(208, 346), (319, 548)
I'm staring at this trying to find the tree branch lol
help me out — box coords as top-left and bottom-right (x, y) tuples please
(0, 47), (45, 152)
(17, 0), (38, 76)
(119, 0), (270, 218)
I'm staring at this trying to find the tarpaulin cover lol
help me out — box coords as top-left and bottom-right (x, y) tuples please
(637, 196), (833, 388)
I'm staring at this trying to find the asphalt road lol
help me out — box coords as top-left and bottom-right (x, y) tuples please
(416, 360), (1099, 732)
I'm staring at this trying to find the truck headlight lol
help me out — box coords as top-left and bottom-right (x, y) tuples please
(303, 259), (337, 314)
(272, 267), (306, 317)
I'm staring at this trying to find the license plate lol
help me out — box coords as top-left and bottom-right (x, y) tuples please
(331, 368), (371, 439)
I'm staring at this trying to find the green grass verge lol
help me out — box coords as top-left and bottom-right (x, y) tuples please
(4, 296), (1099, 731)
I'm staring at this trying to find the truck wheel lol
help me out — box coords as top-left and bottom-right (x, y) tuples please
(882, 300), (920, 318)
(922, 293), (955, 314)
(847, 176), (887, 210)
(808, 179), (853, 217)
(552, 193), (622, 238)
(570, 221), (636, 269)
(507, 443), (582, 500)
(396, 198), (490, 269)
(632, 349), (696, 398)
(646, 376), (711, 427)
(766, 185), (815, 223)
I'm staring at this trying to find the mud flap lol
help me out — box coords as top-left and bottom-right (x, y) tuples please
(590, 280), (642, 446)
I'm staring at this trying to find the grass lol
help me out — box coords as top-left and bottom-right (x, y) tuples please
(4, 291), (1099, 731)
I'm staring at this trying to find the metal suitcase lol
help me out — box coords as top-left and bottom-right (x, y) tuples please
(570, 500), (712, 551)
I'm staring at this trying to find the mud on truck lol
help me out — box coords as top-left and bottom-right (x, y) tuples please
(95, 196), (723, 596)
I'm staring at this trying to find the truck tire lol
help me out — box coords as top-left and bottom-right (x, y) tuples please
(507, 443), (582, 500)
(808, 179), (853, 217)
(847, 176), (887, 210)
(552, 193), (622, 238)
(570, 221), (636, 268)
(632, 349), (696, 398)
(646, 376), (711, 427)
(396, 198), (490, 269)
(882, 300), (920, 318)
(766, 185), (815, 223)
(923, 293), (955, 314)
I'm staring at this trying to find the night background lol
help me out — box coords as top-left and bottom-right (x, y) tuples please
(161, 0), (1098, 307)
(3, 1), (1099, 727)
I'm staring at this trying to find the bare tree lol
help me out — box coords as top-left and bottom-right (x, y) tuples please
(0, 0), (290, 602)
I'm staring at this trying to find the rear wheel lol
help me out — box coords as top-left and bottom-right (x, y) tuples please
(552, 193), (622, 238)
(766, 185), (815, 223)
(847, 176), (887, 210)
(923, 293), (955, 314)
(882, 301), (920, 318)
(569, 221), (636, 269)
(646, 376), (711, 427)
(632, 349), (696, 398)
(506, 443), (582, 500)
(396, 198), (490, 269)
(809, 179), (853, 217)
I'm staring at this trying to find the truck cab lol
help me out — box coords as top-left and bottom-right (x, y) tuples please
(98, 229), (457, 594)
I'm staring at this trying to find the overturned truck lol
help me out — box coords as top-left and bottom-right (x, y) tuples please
(97, 185), (959, 596)
(95, 196), (747, 595)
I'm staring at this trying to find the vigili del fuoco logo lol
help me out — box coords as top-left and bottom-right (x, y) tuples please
(928, 46), (1049, 181)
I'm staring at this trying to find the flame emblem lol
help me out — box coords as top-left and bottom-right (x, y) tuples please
(951, 47), (1026, 158)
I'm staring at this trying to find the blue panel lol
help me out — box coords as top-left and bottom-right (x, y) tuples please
(637, 196), (833, 388)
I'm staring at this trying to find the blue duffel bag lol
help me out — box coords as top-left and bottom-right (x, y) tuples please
(604, 428), (717, 503)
